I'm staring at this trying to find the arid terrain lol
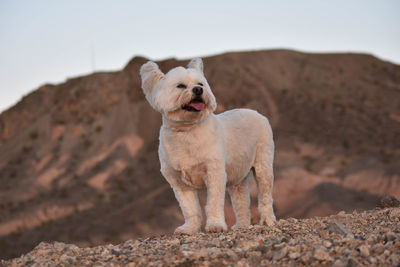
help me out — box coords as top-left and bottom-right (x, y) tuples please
(2, 207), (400, 266)
(0, 49), (399, 260)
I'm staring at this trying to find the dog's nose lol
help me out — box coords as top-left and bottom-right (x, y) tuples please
(192, 86), (203, 96)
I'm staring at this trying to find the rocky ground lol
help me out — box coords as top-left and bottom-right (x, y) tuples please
(2, 205), (399, 266)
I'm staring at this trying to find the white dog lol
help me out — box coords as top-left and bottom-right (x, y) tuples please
(140, 58), (276, 234)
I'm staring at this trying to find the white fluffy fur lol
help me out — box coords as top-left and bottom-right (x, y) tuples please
(140, 58), (276, 234)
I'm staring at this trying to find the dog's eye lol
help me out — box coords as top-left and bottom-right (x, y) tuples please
(197, 83), (204, 86)
(177, 83), (187, 89)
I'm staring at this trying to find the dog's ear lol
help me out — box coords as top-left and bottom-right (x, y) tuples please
(187, 58), (203, 73)
(140, 61), (164, 100)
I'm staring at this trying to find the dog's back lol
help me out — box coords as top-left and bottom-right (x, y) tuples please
(215, 108), (273, 185)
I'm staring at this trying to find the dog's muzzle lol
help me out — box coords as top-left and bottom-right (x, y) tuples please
(192, 86), (203, 96)
(182, 96), (205, 112)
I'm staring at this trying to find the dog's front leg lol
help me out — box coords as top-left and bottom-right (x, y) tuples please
(205, 166), (228, 232)
(172, 186), (202, 235)
(163, 169), (202, 235)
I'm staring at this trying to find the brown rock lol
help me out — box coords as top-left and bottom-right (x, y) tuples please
(327, 220), (354, 237)
(346, 258), (358, 267)
(313, 247), (333, 262)
(388, 208), (400, 220)
(358, 244), (370, 257)
(319, 229), (330, 238)
(332, 259), (346, 267)
(272, 246), (288, 261)
(288, 252), (300, 259)
(378, 196), (400, 208)
(300, 252), (312, 264)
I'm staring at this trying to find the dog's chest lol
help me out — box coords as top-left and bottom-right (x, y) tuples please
(165, 143), (209, 188)
(180, 163), (207, 188)
(160, 127), (219, 188)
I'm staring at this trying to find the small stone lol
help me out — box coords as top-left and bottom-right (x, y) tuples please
(273, 242), (285, 249)
(112, 249), (122, 255)
(354, 234), (365, 240)
(254, 245), (269, 254)
(300, 252), (312, 264)
(238, 240), (259, 250)
(357, 218), (367, 224)
(384, 232), (396, 242)
(388, 208), (400, 220)
(323, 240), (332, 248)
(277, 219), (287, 226)
(288, 252), (300, 259)
(347, 258), (358, 267)
(236, 259), (250, 267)
(288, 245), (301, 253)
(170, 238), (180, 246)
(359, 244), (370, 257)
(272, 246), (288, 261)
(383, 249), (390, 257)
(246, 250), (261, 258)
(373, 244), (384, 254)
(327, 220), (354, 237)
(332, 259), (346, 267)
(313, 247), (333, 262)
(319, 229), (329, 238)
(59, 254), (68, 261)
(53, 241), (67, 251)
(99, 247), (109, 256)
(67, 257), (76, 264)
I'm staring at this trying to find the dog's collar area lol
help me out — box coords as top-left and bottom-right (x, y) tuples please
(162, 115), (209, 132)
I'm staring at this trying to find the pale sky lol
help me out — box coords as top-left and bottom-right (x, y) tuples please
(1, 0), (399, 113)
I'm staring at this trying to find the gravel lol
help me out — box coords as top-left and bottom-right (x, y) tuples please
(2, 207), (399, 266)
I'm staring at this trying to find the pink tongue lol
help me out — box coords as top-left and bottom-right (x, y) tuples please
(189, 102), (205, 111)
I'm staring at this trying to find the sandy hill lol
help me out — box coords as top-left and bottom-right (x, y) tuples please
(0, 49), (399, 260)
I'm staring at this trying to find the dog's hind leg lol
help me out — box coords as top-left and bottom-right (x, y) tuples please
(253, 131), (276, 226)
(228, 175), (251, 229)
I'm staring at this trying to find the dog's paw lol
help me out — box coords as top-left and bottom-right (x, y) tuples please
(174, 224), (200, 235)
(205, 222), (228, 233)
(259, 213), (276, 227)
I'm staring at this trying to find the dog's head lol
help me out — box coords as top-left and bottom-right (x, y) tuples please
(140, 58), (217, 123)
